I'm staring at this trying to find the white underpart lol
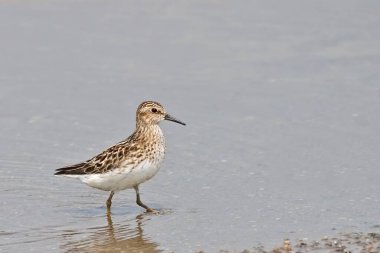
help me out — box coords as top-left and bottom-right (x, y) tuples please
(71, 159), (163, 192)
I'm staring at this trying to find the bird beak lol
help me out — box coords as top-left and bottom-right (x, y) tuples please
(164, 114), (186, 126)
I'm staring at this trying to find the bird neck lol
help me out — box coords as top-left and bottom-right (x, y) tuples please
(135, 124), (163, 139)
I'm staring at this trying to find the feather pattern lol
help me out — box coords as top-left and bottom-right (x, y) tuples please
(54, 125), (165, 176)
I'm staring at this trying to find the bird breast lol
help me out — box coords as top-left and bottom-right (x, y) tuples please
(146, 125), (165, 165)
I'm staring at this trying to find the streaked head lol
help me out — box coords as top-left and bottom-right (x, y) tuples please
(136, 101), (186, 127)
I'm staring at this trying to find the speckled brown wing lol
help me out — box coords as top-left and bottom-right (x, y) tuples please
(54, 137), (139, 175)
(54, 161), (95, 175)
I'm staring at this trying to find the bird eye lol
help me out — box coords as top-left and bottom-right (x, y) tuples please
(151, 108), (158, 113)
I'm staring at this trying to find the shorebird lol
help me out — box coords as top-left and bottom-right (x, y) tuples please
(55, 101), (185, 213)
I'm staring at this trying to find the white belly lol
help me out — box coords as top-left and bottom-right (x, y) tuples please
(77, 159), (162, 192)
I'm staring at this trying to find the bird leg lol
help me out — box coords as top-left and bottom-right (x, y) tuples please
(134, 185), (154, 213)
(106, 191), (114, 212)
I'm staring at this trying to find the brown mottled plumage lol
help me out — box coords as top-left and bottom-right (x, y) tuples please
(55, 101), (185, 213)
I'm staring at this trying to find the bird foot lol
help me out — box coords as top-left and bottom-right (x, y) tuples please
(146, 208), (158, 214)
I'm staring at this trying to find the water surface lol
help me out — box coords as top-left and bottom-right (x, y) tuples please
(1, 1), (380, 252)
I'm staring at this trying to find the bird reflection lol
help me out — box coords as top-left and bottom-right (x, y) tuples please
(60, 212), (160, 253)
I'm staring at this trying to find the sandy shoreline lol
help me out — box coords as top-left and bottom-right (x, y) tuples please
(207, 232), (380, 253)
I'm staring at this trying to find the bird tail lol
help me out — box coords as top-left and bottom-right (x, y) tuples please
(54, 162), (89, 176)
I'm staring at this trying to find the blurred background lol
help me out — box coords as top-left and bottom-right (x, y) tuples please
(1, 0), (380, 252)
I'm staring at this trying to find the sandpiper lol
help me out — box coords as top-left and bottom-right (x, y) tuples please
(55, 101), (185, 213)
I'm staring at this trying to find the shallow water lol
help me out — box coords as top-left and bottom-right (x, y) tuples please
(1, 0), (380, 252)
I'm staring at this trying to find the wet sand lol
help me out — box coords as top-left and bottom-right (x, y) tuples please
(213, 232), (380, 253)
(1, 1), (380, 252)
